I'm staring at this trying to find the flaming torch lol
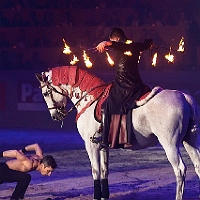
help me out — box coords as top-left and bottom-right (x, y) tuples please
(106, 52), (114, 66)
(125, 40), (133, 44)
(152, 53), (158, 67)
(63, 38), (72, 55)
(124, 51), (132, 56)
(70, 55), (79, 65)
(124, 40), (133, 56)
(83, 50), (93, 68)
(165, 47), (174, 63)
(177, 37), (184, 52)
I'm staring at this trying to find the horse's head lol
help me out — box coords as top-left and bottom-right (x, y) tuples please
(36, 71), (67, 121)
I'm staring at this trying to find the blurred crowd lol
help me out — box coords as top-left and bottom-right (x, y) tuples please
(0, 0), (199, 71)
(0, 0), (198, 27)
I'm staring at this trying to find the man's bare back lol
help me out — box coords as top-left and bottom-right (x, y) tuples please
(4, 144), (43, 172)
(6, 155), (40, 172)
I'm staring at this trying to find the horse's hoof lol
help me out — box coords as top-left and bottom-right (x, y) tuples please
(93, 199), (108, 200)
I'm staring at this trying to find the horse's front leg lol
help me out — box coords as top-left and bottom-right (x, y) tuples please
(100, 147), (109, 200)
(85, 142), (101, 199)
(85, 142), (109, 200)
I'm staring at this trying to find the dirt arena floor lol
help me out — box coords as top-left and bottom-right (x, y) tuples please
(0, 129), (199, 200)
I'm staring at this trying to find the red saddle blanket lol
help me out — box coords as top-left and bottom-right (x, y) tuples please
(95, 85), (151, 122)
(95, 86), (151, 149)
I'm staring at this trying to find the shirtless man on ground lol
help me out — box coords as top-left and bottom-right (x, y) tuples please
(0, 143), (57, 200)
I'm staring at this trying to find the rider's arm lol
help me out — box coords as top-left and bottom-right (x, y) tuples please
(20, 143), (43, 159)
(110, 40), (153, 52)
(96, 41), (112, 53)
(138, 39), (153, 51)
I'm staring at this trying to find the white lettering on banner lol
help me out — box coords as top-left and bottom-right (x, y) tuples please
(18, 83), (46, 111)
(33, 88), (44, 102)
(21, 84), (43, 102)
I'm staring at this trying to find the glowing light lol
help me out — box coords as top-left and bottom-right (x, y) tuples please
(70, 55), (79, 65)
(63, 38), (72, 54)
(152, 53), (158, 67)
(83, 50), (93, 68)
(106, 52), (114, 66)
(124, 51), (132, 56)
(177, 37), (184, 52)
(165, 48), (174, 63)
(125, 40), (132, 44)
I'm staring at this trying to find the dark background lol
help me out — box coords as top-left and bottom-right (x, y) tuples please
(0, 0), (200, 130)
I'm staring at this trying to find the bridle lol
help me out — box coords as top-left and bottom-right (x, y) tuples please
(40, 81), (69, 121)
(40, 78), (109, 123)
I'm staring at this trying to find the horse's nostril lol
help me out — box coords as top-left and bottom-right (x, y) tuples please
(52, 116), (56, 121)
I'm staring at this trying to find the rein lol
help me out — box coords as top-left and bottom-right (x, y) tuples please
(69, 83), (108, 110)
(40, 81), (68, 110)
(41, 80), (108, 119)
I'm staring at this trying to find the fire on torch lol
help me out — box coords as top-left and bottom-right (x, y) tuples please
(124, 51), (132, 56)
(177, 37), (184, 52)
(83, 50), (93, 68)
(152, 53), (158, 67)
(106, 52), (114, 66)
(165, 47), (174, 63)
(70, 55), (79, 65)
(63, 38), (72, 54)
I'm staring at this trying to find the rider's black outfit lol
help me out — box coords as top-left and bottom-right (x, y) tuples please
(102, 39), (153, 145)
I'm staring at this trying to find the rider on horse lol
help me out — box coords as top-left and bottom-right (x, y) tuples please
(96, 27), (153, 147)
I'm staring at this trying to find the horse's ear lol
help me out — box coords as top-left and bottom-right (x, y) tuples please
(35, 73), (44, 82)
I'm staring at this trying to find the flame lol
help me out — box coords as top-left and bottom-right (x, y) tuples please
(63, 38), (72, 54)
(70, 55), (79, 65)
(165, 48), (174, 63)
(177, 37), (184, 52)
(125, 40), (132, 44)
(106, 52), (114, 66)
(152, 53), (157, 67)
(124, 51), (132, 56)
(83, 50), (93, 68)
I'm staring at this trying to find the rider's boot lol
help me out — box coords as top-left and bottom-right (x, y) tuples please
(100, 109), (110, 148)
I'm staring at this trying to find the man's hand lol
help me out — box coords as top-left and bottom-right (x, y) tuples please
(96, 41), (112, 53)
(20, 143), (43, 158)
(31, 154), (43, 160)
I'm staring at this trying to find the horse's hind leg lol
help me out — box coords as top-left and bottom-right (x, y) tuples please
(183, 130), (200, 197)
(161, 143), (186, 200)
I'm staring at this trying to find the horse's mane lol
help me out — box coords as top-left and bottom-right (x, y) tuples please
(51, 66), (107, 97)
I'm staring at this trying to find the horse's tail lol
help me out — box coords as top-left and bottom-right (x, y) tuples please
(183, 93), (199, 134)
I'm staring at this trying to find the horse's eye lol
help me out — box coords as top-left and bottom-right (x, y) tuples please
(43, 92), (48, 97)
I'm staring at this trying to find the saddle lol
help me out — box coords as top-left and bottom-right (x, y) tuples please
(94, 86), (163, 149)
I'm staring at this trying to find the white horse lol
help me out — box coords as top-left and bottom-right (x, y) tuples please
(36, 66), (200, 200)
